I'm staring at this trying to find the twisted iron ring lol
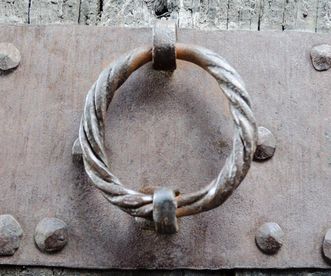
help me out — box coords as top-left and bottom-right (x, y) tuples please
(79, 43), (257, 225)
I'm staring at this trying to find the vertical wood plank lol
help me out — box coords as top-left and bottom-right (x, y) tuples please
(29, 0), (80, 24)
(100, 0), (153, 27)
(205, 0), (228, 30)
(79, 0), (102, 25)
(316, 0), (331, 32)
(282, 0), (319, 32)
(0, 0), (29, 24)
(227, 0), (260, 30)
(287, 0), (318, 31)
(259, 0), (285, 30)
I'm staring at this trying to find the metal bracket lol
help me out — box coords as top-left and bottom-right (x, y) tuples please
(153, 188), (178, 234)
(152, 20), (177, 71)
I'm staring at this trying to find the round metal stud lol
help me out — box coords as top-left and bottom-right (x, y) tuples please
(311, 44), (331, 71)
(254, 126), (276, 161)
(255, 222), (284, 254)
(34, 218), (68, 253)
(72, 137), (83, 163)
(0, 214), (23, 256)
(0, 43), (21, 71)
(323, 228), (331, 262)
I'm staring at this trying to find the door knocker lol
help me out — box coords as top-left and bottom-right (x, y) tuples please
(78, 21), (258, 234)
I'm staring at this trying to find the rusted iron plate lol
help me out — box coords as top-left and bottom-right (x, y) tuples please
(0, 26), (330, 269)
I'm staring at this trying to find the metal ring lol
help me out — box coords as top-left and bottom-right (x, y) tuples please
(79, 43), (257, 223)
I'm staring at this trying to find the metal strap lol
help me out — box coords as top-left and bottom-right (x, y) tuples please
(152, 20), (177, 71)
(153, 188), (178, 234)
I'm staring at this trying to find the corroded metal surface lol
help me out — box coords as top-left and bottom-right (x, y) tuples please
(0, 26), (331, 269)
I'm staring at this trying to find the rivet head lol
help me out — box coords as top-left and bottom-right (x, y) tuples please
(0, 43), (21, 71)
(34, 218), (68, 253)
(255, 222), (284, 254)
(254, 126), (276, 161)
(0, 214), (23, 256)
(72, 138), (83, 163)
(311, 44), (331, 71)
(323, 228), (331, 262)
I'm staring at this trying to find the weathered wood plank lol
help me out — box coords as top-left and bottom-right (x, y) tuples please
(259, 0), (285, 31)
(100, 0), (153, 27)
(316, 0), (331, 32)
(284, 0), (318, 32)
(207, 0), (228, 30)
(0, 0), (330, 33)
(79, 0), (101, 25)
(29, 0), (80, 24)
(227, 0), (260, 30)
(0, 0), (29, 24)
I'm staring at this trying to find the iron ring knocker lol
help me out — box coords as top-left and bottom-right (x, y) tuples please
(79, 22), (258, 234)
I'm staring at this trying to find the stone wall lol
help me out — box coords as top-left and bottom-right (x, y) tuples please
(0, 0), (330, 32)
